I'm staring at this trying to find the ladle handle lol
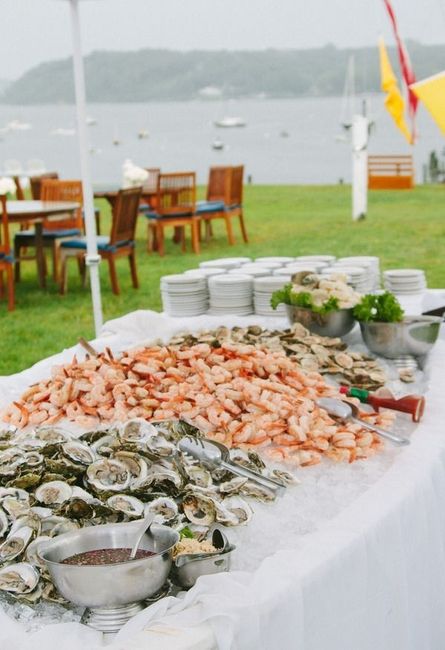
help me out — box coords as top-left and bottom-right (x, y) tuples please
(219, 460), (285, 495)
(352, 417), (410, 446)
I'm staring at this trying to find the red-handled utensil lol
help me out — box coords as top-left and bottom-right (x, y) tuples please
(339, 386), (425, 422)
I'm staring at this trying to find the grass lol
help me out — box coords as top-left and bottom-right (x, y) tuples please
(1, 184), (444, 376)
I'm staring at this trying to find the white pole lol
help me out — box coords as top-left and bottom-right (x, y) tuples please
(69, 0), (103, 335)
(351, 113), (369, 221)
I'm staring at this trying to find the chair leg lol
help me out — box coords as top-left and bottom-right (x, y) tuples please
(6, 265), (14, 311)
(59, 253), (68, 295)
(129, 251), (139, 289)
(180, 226), (186, 253)
(239, 211), (248, 243)
(224, 215), (236, 246)
(52, 242), (59, 282)
(157, 223), (165, 257)
(14, 240), (21, 282)
(191, 220), (200, 254)
(108, 256), (120, 295)
(205, 219), (212, 243)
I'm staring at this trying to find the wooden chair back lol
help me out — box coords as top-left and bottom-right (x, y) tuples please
(206, 166), (231, 203)
(110, 187), (142, 246)
(229, 165), (244, 206)
(156, 172), (196, 217)
(143, 168), (160, 193)
(368, 155), (414, 189)
(0, 195), (11, 256)
(30, 172), (59, 199)
(41, 179), (83, 231)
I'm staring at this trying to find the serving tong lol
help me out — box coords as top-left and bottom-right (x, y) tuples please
(178, 436), (286, 495)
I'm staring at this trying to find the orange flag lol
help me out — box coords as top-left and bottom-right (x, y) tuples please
(379, 36), (412, 144)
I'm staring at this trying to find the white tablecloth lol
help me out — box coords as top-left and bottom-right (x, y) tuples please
(1, 305), (445, 650)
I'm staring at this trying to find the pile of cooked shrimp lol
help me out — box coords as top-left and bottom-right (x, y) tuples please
(2, 342), (393, 466)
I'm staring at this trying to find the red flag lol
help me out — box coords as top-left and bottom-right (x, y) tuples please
(382, 0), (418, 121)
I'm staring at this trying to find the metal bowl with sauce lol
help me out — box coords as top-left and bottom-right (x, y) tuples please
(38, 520), (179, 609)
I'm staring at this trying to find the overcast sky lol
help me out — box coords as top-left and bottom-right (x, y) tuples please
(1, 0), (445, 79)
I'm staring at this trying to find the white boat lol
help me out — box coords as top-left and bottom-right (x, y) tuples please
(214, 116), (246, 128)
(212, 138), (225, 150)
(6, 119), (31, 131)
(137, 129), (149, 139)
(51, 128), (76, 136)
(86, 116), (97, 126)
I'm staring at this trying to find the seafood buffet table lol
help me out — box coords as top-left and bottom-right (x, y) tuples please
(1, 302), (445, 650)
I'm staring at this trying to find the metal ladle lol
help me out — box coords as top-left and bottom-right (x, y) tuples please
(316, 397), (410, 446)
(129, 512), (155, 560)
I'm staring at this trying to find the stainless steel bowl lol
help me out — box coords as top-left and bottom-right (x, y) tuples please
(173, 549), (233, 589)
(359, 316), (442, 359)
(38, 521), (179, 609)
(285, 305), (355, 338)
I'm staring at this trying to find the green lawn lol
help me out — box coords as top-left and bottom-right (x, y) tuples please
(1, 184), (444, 376)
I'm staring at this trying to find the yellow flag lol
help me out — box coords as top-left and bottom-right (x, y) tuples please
(379, 36), (412, 144)
(410, 72), (445, 136)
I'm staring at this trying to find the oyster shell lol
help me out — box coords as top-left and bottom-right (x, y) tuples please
(240, 482), (276, 502)
(35, 481), (73, 505)
(0, 507), (8, 537)
(183, 494), (216, 526)
(184, 465), (213, 488)
(219, 476), (248, 495)
(0, 562), (39, 594)
(145, 496), (178, 523)
(62, 441), (96, 465)
(35, 427), (71, 443)
(87, 458), (131, 492)
(119, 419), (158, 444)
(0, 525), (34, 562)
(2, 497), (30, 520)
(107, 494), (145, 518)
(221, 496), (252, 525)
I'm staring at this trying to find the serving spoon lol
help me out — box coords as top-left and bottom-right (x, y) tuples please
(316, 397), (410, 446)
(129, 512), (155, 560)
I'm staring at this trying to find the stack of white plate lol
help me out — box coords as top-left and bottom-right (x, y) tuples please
(321, 265), (368, 291)
(254, 276), (288, 316)
(282, 263), (321, 274)
(184, 267), (225, 278)
(336, 256), (380, 291)
(200, 257), (251, 270)
(230, 266), (270, 277)
(255, 256), (294, 265)
(272, 268), (298, 278)
(161, 274), (209, 316)
(383, 269), (427, 295)
(295, 255), (336, 265)
(208, 274), (254, 315)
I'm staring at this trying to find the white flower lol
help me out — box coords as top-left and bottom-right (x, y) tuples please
(122, 160), (149, 188)
(0, 177), (16, 196)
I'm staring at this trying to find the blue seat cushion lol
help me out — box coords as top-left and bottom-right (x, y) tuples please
(15, 228), (81, 239)
(196, 200), (225, 215)
(143, 211), (194, 220)
(0, 253), (14, 263)
(60, 236), (132, 252)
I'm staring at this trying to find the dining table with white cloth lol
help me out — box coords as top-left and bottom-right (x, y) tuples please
(1, 292), (445, 650)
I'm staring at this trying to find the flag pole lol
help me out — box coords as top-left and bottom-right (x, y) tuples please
(351, 103), (369, 221)
(68, 0), (103, 336)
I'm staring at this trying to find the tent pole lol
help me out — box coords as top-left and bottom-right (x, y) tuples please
(68, 0), (103, 335)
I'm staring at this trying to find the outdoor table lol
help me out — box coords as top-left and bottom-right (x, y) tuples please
(94, 184), (157, 209)
(1, 303), (445, 650)
(7, 200), (80, 289)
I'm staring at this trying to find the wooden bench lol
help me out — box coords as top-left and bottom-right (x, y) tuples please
(368, 155), (414, 189)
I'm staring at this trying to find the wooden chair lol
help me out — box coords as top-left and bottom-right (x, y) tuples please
(196, 165), (248, 245)
(145, 172), (200, 256)
(0, 195), (14, 311)
(14, 179), (84, 283)
(368, 155), (414, 189)
(60, 186), (142, 296)
(30, 172), (59, 199)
